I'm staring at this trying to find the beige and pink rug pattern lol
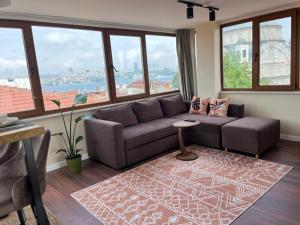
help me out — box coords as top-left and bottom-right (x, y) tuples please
(72, 145), (292, 225)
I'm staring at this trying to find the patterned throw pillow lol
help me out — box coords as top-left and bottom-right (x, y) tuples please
(189, 96), (209, 115)
(209, 98), (230, 117)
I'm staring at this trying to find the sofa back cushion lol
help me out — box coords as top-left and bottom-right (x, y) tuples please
(159, 95), (187, 117)
(96, 103), (138, 127)
(133, 99), (164, 123)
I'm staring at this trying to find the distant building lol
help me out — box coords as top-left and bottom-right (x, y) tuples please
(223, 24), (291, 85)
(133, 62), (139, 73)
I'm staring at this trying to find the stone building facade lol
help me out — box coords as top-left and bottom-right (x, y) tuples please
(223, 23), (291, 85)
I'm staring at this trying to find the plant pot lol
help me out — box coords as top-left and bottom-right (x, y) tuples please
(66, 154), (82, 174)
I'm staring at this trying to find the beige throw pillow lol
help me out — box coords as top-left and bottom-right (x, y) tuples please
(189, 96), (209, 115)
(209, 98), (230, 117)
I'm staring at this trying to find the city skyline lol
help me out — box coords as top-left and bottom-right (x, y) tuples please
(0, 26), (178, 79)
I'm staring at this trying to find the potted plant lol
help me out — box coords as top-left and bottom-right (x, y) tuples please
(51, 94), (91, 174)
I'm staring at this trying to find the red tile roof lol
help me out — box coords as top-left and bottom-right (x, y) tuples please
(0, 85), (108, 113)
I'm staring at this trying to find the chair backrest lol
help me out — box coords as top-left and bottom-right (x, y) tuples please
(0, 142), (20, 165)
(32, 130), (51, 181)
(10, 129), (51, 210)
(0, 130), (51, 178)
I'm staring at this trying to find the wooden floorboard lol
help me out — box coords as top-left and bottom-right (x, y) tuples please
(43, 140), (300, 225)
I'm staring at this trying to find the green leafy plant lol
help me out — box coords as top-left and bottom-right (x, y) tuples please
(223, 51), (270, 88)
(172, 72), (179, 89)
(51, 94), (92, 159)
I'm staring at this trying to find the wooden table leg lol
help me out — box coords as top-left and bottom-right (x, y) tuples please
(22, 138), (49, 225)
(176, 127), (198, 161)
(178, 128), (186, 154)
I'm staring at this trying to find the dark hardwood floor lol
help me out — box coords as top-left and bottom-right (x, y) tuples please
(43, 140), (300, 225)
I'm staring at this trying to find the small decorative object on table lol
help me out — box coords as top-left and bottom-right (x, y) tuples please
(0, 113), (19, 128)
(51, 94), (93, 174)
(173, 120), (200, 161)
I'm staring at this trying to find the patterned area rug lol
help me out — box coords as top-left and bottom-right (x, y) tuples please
(72, 145), (292, 225)
(0, 206), (62, 225)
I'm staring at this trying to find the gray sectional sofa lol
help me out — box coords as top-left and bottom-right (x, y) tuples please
(84, 94), (245, 169)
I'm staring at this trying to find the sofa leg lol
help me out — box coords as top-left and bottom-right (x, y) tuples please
(225, 148), (228, 152)
(255, 154), (259, 159)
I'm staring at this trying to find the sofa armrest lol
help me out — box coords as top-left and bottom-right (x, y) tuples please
(84, 119), (126, 169)
(228, 104), (244, 118)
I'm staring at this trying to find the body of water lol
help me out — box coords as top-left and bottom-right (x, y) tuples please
(42, 75), (174, 92)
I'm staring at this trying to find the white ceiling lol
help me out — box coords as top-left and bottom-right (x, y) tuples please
(0, 0), (300, 29)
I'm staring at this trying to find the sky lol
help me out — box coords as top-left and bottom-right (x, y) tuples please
(0, 26), (178, 79)
(0, 28), (28, 78)
(223, 17), (291, 42)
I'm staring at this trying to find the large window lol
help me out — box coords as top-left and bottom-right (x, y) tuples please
(0, 27), (35, 113)
(32, 26), (109, 110)
(222, 22), (252, 89)
(109, 35), (145, 97)
(221, 10), (297, 91)
(0, 21), (179, 118)
(146, 35), (179, 94)
(259, 17), (292, 86)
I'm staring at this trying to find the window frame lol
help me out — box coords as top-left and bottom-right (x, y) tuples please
(220, 18), (254, 91)
(0, 19), (179, 118)
(145, 33), (180, 95)
(105, 29), (149, 102)
(297, 10), (300, 91)
(220, 9), (298, 91)
(30, 23), (112, 111)
(0, 20), (44, 117)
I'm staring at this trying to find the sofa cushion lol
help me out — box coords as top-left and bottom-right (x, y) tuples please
(189, 96), (209, 115)
(171, 113), (238, 133)
(123, 118), (178, 150)
(95, 103), (138, 127)
(133, 99), (164, 123)
(209, 98), (230, 117)
(160, 95), (187, 117)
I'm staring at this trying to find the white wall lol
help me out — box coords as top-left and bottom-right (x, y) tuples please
(26, 110), (93, 170)
(195, 22), (221, 98)
(195, 22), (300, 141)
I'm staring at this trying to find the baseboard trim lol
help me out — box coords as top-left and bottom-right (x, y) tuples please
(46, 153), (89, 172)
(280, 134), (300, 142)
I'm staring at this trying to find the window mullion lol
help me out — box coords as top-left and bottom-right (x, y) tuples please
(252, 18), (259, 90)
(141, 34), (150, 97)
(22, 24), (45, 115)
(291, 10), (297, 90)
(102, 29), (117, 102)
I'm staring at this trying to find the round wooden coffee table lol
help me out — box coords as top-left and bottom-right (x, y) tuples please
(173, 120), (200, 161)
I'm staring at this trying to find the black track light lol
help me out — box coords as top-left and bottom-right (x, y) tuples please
(187, 4), (194, 19)
(178, 0), (219, 21)
(209, 8), (216, 21)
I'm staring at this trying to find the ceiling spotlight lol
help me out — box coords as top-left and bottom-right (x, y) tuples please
(187, 4), (194, 19)
(0, 0), (11, 8)
(209, 8), (216, 21)
(178, 0), (219, 21)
